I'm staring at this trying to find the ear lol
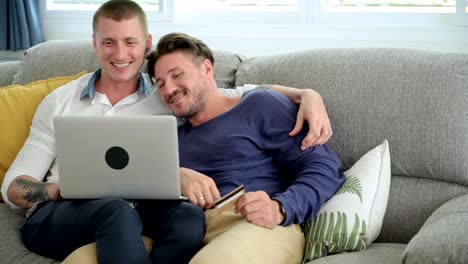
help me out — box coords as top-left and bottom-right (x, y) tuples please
(145, 34), (153, 54)
(202, 59), (214, 77)
(92, 34), (97, 50)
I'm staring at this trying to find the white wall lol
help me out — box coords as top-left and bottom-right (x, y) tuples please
(40, 2), (468, 57)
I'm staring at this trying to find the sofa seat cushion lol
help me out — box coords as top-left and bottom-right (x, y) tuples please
(307, 243), (405, 264)
(0, 204), (59, 263)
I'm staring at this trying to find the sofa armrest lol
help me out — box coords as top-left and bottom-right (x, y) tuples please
(0, 61), (20, 87)
(402, 194), (468, 264)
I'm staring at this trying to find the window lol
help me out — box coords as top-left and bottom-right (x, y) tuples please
(323, 0), (456, 13)
(180, 0), (299, 12)
(45, 0), (466, 25)
(45, 0), (173, 21)
(41, 0), (466, 54)
(176, 0), (467, 25)
(322, 0), (468, 25)
(173, 0), (303, 24)
(47, 0), (159, 11)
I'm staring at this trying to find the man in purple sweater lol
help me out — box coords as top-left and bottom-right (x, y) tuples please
(147, 33), (345, 264)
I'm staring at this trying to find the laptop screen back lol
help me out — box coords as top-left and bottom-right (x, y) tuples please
(54, 115), (181, 200)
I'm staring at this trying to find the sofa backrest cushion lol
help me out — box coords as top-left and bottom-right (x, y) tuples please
(13, 40), (99, 86)
(12, 40), (242, 88)
(0, 71), (87, 202)
(235, 48), (468, 242)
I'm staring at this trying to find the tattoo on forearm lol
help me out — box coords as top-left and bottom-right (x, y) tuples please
(15, 179), (49, 203)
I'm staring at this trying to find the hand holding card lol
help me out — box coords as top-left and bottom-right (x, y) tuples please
(212, 185), (245, 212)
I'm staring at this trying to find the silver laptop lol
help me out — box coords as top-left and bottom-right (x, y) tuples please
(53, 115), (182, 200)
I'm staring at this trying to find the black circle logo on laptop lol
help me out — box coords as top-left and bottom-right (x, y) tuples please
(105, 146), (129, 170)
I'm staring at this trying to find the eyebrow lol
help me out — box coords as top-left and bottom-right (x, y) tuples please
(100, 37), (139, 42)
(101, 37), (114, 42)
(155, 67), (180, 84)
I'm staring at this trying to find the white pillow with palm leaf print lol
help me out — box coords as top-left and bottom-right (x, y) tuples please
(302, 140), (391, 262)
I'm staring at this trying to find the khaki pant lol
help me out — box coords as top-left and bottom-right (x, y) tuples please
(189, 206), (305, 264)
(63, 205), (304, 264)
(62, 236), (153, 264)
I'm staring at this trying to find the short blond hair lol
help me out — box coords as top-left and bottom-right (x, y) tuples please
(93, 0), (148, 36)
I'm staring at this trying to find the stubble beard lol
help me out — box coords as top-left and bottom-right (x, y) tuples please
(177, 86), (208, 120)
(184, 89), (206, 119)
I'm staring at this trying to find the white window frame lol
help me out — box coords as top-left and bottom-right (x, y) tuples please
(39, 0), (466, 55)
(313, 1), (444, 25)
(315, 1), (467, 27)
(174, 0), (466, 27)
(169, 0), (467, 26)
(456, 0), (468, 26)
(43, 0), (174, 22)
(41, 0), (466, 26)
(173, 0), (305, 24)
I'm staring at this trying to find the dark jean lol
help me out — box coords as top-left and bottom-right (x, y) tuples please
(20, 198), (205, 264)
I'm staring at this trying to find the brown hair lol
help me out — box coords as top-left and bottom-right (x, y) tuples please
(93, 0), (148, 36)
(146, 32), (215, 84)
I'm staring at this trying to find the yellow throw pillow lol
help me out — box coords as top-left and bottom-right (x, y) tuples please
(0, 71), (87, 201)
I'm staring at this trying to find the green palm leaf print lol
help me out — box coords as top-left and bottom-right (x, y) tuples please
(302, 212), (367, 263)
(336, 176), (363, 202)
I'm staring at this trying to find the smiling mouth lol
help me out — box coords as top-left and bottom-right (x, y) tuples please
(169, 92), (187, 104)
(112, 62), (130, 68)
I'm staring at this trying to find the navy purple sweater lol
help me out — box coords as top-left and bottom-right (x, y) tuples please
(178, 89), (345, 226)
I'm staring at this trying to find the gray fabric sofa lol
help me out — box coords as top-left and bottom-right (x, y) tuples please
(0, 40), (467, 264)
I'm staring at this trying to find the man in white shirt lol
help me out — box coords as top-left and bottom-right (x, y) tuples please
(0, 1), (332, 263)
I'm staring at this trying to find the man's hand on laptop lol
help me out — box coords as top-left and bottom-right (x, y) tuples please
(180, 167), (221, 209)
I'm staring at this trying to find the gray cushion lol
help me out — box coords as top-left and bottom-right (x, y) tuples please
(0, 204), (59, 263)
(212, 50), (244, 88)
(307, 243), (405, 264)
(12, 40), (243, 89)
(402, 194), (468, 264)
(13, 40), (100, 85)
(376, 176), (468, 243)
(0, 61), (20, 87)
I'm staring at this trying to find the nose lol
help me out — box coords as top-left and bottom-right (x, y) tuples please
(159, 79), (177, 102)
(113, 42), (125, 60)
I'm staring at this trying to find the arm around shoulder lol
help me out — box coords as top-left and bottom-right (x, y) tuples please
(260, 85), (332, 147)
(260, 84), (316, 104)
(218, 84), (258, 97)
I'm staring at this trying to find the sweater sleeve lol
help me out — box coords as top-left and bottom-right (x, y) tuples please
(253, 90), (345, 226)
